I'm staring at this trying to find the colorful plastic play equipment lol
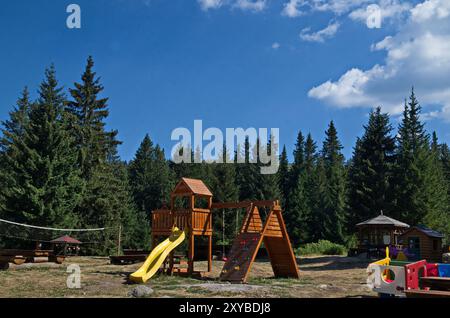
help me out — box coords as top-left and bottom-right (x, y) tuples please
(367, 247), (450, 297)
(129, 178), (299, 284)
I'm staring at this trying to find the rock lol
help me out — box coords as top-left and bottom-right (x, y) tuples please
(318, 284), (328, 289)
(129, 285), (154, 298)
(443, 253), (450, 264)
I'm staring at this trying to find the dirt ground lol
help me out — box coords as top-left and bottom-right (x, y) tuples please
(0, 255), (377, 298)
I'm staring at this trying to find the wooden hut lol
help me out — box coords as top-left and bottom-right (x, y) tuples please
(354, 211), (409, 256)
(399, 226), (444, 262)
(51, 235), (82, 256)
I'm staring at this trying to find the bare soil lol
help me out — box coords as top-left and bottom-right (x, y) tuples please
(0, 255), (377, 298)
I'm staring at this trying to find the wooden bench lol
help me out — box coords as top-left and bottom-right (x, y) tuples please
(0, 249), (65, 269)
(420, 277), (450, 291)
(0, 255), (26, 265)
(405, 289), (450, 298)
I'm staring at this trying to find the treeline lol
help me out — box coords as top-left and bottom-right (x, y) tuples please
(0, 57), (449, 254)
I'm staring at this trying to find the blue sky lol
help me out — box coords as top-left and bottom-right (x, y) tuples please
(0, 0), (449, 161)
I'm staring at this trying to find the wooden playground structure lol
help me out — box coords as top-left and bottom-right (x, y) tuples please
(150, 178), (299, 283)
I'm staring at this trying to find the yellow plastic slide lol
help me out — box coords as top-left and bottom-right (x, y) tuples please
(129, 227), (187, 283)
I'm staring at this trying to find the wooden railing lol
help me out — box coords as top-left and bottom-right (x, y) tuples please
(152, 208), (212, 234)
(152, 209), (173, 234)
(172, 209), (191, 230)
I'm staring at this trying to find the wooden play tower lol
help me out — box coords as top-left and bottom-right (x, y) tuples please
(151, 178), (213, 275)
(151, 178), (299, 282)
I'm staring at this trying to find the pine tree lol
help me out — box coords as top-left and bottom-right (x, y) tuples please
(259, 136), (281, 201)
(67, 56), (119, 179)
(0, 88), (32, 213)
(284, 131), (307, 245)
(394, 89), (441, 225)
(441, 143), (450, 200)
(129, 134), (174, 216)
(423, 132), (449, 239)
(302, 133), (319, 242)
(277, 146), (290, 207)
(1, 66), (84, 227)
(347, 107), (396, 227)
(67, 57), (143, 251)
(80, 160), (149, 254)
(290, 131), (305, 191)
(210, 144), (239, 244)
(236, 138), (263, 200)
(316, 121), (347, 243)
(0, 87), (31, 151)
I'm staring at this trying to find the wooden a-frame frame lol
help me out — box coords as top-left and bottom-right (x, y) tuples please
(215, 201), (299, 283)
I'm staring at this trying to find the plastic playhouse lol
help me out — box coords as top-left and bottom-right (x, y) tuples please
(129, 178), (300, 284)
(367, 247), (450, 297)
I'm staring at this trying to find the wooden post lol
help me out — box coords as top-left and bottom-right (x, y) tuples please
(117, 224), (122, 256)
(188, 233), (195, 274)
(208, 235), (212, 272)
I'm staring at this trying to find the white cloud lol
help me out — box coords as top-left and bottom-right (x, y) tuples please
(349, 0), (411, 29)
(304, 0), (371, 15)
(198, 0), (223, 11)
(233, 0), (267, 12)
(300, 22), (340, 43)
(272, 42), (281, 49)
(282, 0), (306, 17)
(198, 0), (266, 12)
(308, 0), (450, 122)
(410, 0), (450, 22)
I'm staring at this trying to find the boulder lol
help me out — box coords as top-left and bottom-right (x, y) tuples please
(129, 285), (154, 298)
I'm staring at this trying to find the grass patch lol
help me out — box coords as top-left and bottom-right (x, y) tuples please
(296, 240), (347, 256)
(248, 276), (313, 286)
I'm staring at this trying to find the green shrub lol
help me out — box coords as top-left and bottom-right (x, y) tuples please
(344, 234), (358, 249)
(296, 240), (347, 256)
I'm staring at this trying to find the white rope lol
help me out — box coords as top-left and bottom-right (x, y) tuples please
(0, 218), (106, 232)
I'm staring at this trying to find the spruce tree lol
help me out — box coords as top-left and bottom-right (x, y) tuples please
(0, 88), (32, 213)
(129, 134), (174, 216)
(302, 133), (318, 242)
(317, 121), (347, 243)
(259, 136), (281, 201)
(210, 145), (239, 244)
(423, 133), (449, 239)
(290, 131), (305, 191)
(67, 56), (119, 179)
(394, 89), (442, 225)
(277, 145), (290, 207)
(67, 57), (143, 251)
(347, 107), (395, 227)
(236, 138), (263, 200)
(0, 87), (31, 151)
(1, 66), (84, 227)
(284, 131), (307, 245)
